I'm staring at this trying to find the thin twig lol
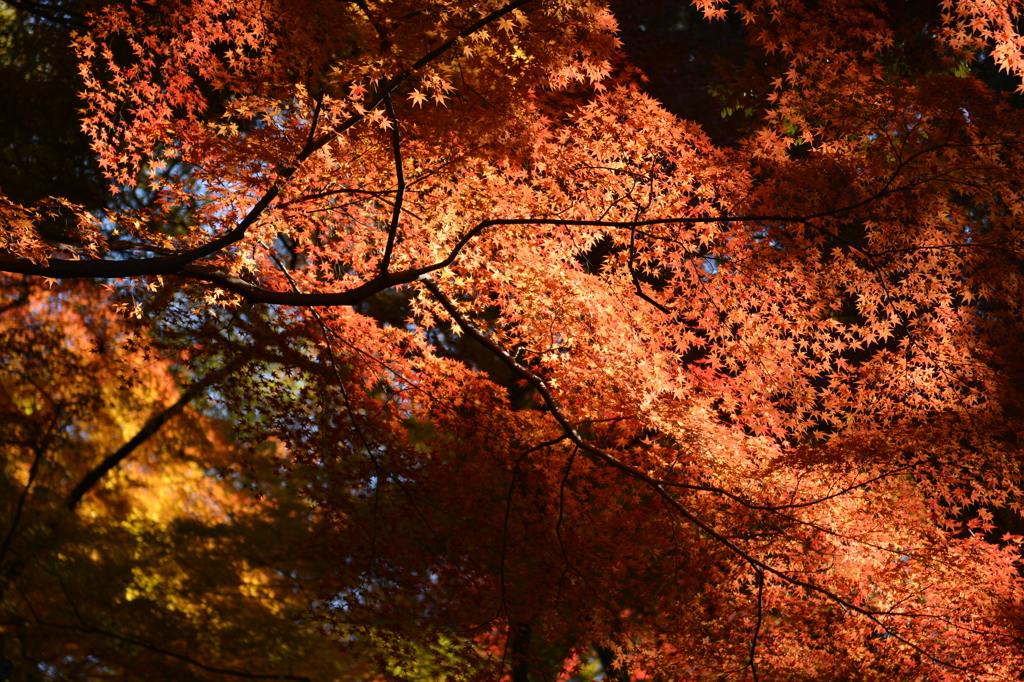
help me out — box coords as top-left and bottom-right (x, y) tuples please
(33, 618), (311, 681)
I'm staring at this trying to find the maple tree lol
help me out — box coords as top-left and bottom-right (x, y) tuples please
(0, 279), (378, 680)
(3, 0), (1024, 679)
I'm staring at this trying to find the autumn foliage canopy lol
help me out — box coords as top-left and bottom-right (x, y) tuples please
(3, 0), (1024, 679)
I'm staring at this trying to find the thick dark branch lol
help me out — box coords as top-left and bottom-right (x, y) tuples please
(0, 187), (279, 280)
(66, 363), (237, 511)
(0, 209), (840, 275)
(0, 181), (968, 308)
(0, 215), (817, 303)
(0, 215), (761, 296)
(379, 95), (406, 278)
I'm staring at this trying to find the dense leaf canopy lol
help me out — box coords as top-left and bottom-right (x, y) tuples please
(2, 0), (1024, 680)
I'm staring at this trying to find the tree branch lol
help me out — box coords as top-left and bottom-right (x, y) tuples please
(748, 569), (765, 682)
(0, 161), (989, 311)
(0, 213), (849, 306)
(33, 617), (311, 681)
(66, 363), (238, 511)
(379, 94), (406, 278)
(0, 403), (64, 567)
(307, 0), (535, 154)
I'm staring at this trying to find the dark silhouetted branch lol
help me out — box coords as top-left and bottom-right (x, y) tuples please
(66, 363), (237, 511)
